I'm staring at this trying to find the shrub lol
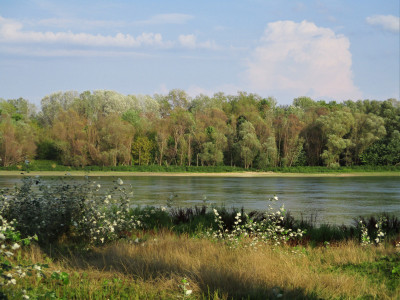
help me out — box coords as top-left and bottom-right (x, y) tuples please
(0, 177), (141, 245)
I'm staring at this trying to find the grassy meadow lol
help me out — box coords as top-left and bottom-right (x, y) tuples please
(4, 233), (400, 299)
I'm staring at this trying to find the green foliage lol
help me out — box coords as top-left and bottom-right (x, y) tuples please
(236, 121), (261, 168)
(132, 136), (154, 165)
(35, 139), (61, 160)
(1, 91), (399, 169)
(361, 130), (400, 165)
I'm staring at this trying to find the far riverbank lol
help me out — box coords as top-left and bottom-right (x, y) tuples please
(0, 170), (399, 177)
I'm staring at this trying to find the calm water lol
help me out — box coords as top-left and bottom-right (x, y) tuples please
(1, 175), (399, 225)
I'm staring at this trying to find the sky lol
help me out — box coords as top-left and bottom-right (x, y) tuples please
(0, 0), (399, 106)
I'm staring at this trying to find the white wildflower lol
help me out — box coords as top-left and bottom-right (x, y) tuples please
(11, 243), (20, 250)
(33, 265), (41, 271)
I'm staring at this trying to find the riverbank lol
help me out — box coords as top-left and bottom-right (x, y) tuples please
(1, 178), (399, 299)
(1, 170), (399, 177)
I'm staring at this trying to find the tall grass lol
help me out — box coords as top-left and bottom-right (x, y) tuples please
(6, 233), (400, 299)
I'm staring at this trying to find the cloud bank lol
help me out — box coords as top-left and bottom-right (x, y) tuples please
(0, 16), (217, 54)
(245, 20), (362, 100)
(0, 16), (166, 47)
(178, 34), (218, 49)
(366, 15), (400, 33)
(138, 13), (194, 25)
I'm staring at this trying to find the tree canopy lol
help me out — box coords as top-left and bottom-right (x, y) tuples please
(0, 91), (399, 168)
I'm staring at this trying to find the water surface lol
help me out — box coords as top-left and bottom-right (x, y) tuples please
(1, 175), (399, 225)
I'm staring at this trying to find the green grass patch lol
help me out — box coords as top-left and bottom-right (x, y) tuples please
(1, 159), (400, 174)
(333, 253), (400, 292)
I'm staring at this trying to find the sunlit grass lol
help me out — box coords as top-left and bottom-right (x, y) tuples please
(4, 232), (399, 299)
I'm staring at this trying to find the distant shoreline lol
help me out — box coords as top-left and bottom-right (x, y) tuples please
(0, 170), (399, 177)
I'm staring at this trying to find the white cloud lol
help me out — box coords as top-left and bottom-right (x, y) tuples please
(35, 18), (126, 29)
(245, 20), (362, 100)
(179, 34), (197, 48)
(0, 16), (167, 48)
(0, 45), (153, 58)
(137, 13), (193, 25)
(0, 16), (221, 55)
(366, 15), (400, 33)
(178, 34), (218, 50)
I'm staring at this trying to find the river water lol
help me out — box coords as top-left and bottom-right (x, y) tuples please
(0, 175), (399, 226)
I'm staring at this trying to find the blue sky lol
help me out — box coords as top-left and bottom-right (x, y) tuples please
(0, 0), (399, 106)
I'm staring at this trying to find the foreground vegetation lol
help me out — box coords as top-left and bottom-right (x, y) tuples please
(1, 178), (399, 299)
(1, 90), (399, 170)
(3, 234), (400, 299)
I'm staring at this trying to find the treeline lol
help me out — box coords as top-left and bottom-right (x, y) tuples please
(0, 90), (399, 168)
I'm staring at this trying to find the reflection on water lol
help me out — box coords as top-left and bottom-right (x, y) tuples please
(0, 175), (399, 226)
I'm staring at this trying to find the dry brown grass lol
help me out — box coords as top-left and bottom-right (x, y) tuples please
(33, 232), (395, 299)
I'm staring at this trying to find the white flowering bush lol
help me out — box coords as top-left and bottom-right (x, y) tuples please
(208, 196), (305, 248)
(72, 178), (142, 245)
(359, 220), (371, 246)
(374, 216), (386, 245)
(358, 215), (389, 247)
(0, 177), (141, 246)
(0, 214), (43, 291)
(0, 177), (91, 243)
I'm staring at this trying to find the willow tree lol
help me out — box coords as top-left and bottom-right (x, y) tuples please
(0, 115), (36, 167)
(236, 121), (261, 169)
(347, 113), (386, 164)
(52, 109), (88, 167)
(317, 110), (355, 167)
(170, 108), (194, 166)
(87, 114), (134, 166)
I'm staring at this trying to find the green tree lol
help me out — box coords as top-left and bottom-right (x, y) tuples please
(132, 136), (154, 165)
(317, 110), (355, 167)
(87, 114), (134, 166)
(236, 121), (261, 169)
(347, 113), (386, 164)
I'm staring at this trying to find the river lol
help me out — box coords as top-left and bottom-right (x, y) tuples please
(0, 175), (399, 226)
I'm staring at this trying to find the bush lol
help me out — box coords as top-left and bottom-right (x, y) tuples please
(0, 177), (141, 245)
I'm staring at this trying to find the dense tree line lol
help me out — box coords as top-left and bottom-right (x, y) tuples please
(0, 90), (399, 168)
